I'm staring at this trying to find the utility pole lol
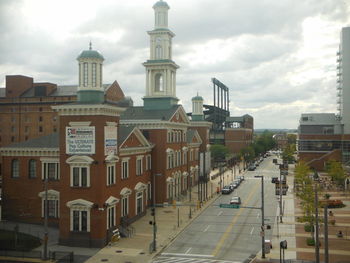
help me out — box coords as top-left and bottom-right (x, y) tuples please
(279, 164), (283, 223)
(152, 173), (157, 252)
(314, 182), (320, 263)
(43, 177), (48, 260)
(324, 205), (329, 263)
(255, 175), (265, 259)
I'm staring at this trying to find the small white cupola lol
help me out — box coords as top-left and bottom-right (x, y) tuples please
(76, 42), (105, 103)
(153, 0), (170, 29)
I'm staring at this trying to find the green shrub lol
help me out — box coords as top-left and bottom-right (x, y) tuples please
(306, 237), (315, 246)
(304, 224), (313, 232)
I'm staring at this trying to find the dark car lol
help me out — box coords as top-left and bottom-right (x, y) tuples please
(271, 177), (278, 183)
(248, 164), (256, 171)
(221, 186), (232, 194)
(238, 176), (245, 182)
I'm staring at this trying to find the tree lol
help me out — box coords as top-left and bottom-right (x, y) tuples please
(326, 160), (347, 188)
(282, 144), (295, 163)
(294, 161), (320, 238)
(210, 144), (229, 161)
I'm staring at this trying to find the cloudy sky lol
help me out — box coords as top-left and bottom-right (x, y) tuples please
(1, 0), (349, 129)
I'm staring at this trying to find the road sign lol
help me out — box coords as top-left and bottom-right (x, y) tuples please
(219, 203), (240, 209)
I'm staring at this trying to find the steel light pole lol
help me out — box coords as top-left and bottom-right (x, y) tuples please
(43, 177), (48, 260)
(255, 175), (265, 259)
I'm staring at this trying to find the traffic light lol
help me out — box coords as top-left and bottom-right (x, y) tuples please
(151, 208), (155, 216)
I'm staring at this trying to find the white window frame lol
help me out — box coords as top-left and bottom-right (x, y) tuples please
(40, 158), (60, 180)
(146, 155), (151, 171)
(71, 165), (90, 187)
(136, 156), (143, 176)
(136, 191), (143, 215)
(107, 205), (116, 229)
(38, 189), (60, 218)
(66, 156), (94, 188)
(67, 199), (93, 232)
(121, 158), (130, 179)
(121, 196), (129, 217)
(107, 163), (116, 185)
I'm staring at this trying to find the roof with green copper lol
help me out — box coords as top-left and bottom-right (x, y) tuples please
(153, 0), (169, 9)
(77, 49), (104, 60)
(192, 95), (203, 101)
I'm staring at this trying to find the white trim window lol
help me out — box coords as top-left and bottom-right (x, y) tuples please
(38, 189), (60, 218)
(167, 154), (171, 169)
(121, 196), (129, 217)
(107, 205), (116, 229)
(183, 151), (187, 165)
(121, 158), (129, 179)
(146, 155), (151, 171)
(136, 156), (143, 176)
(107, 164), (115, 185)
(41, 158), (60, 180)
(67, 199), (93, 232)
(190, 149), (193, 161)
(72, 166), (89, 187)
(66, 156), (93, 188)
(136, 191), (143, 215)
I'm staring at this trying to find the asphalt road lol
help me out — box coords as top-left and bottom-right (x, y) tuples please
(153, 155), (281, 263)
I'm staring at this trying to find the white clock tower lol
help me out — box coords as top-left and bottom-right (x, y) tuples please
(143, 0), (180, 110)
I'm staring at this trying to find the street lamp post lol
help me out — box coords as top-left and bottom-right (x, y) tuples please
(43, 177), (48, 260)
(255, 175), (265, 259)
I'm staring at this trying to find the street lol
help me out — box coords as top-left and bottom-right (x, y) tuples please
(153, 156), (280, 263)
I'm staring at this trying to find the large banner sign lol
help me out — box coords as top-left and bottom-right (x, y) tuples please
(66, 127), (95, 154)
(104, 126), (118, 155)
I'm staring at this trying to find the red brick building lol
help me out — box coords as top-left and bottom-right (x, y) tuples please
(0, 0), (210, 247)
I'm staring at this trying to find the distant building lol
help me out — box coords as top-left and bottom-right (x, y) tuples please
(273, 133), (288, 150)
(0, 75), (128, 147)
(297, 27), (350, 170)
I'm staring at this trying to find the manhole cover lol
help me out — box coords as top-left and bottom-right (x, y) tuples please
(116, 250), (123, 253)
(101, 259), (108, 262)
(139, 252), (145, 255)
(163, 210), (173, 213)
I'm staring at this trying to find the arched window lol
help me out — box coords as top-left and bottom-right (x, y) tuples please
(92, 63), (97, 87)
(155, 73), (163, 92)
(11, 159), (19, 178)
(28, 159), (36, 178)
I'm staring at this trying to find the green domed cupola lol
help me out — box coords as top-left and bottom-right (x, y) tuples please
(77, 42), (105, 103)
(192, 93), (204, 121)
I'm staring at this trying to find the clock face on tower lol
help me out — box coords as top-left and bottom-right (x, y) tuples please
(156, 37), (161, 44)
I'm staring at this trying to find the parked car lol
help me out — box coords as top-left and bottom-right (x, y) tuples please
(271, 177), (278, 183)
(229, 182), (238, 189)
(221, 186), (232, 194)
(238, 176), (245, 182)
(248, 164), (256, 171)
(230, 196), (241, 205)
(234, 179), (241, 186)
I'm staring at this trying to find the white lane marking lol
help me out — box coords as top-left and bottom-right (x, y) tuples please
(161, 252), (214, 258)
(203, 225), (211, 232)
(257, 213), (260, 218)
(217, 211), (223, 216)
(250, 227), (254, 235)
(185, 247), (192, 254)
